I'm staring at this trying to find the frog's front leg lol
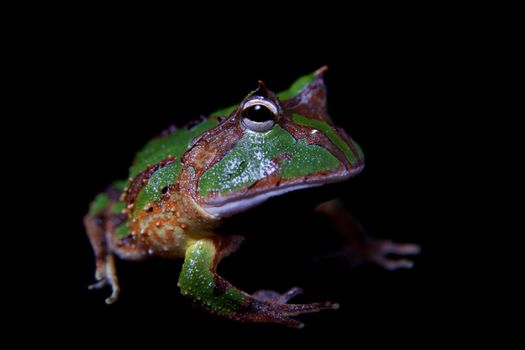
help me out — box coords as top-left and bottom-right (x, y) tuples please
(84, 209), (147, 304)
(178, 236), (338, 329)
(316, 200), (421, 270)
(83, 214), (120, 304)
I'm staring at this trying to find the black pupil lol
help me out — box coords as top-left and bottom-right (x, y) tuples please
(244, 104), (274, 122)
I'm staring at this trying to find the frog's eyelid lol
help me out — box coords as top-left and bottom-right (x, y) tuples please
(242, 99), (279, 116)
(241, 118), (274, 133)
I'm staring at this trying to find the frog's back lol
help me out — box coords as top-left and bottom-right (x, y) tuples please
(129, 116), (220, 178)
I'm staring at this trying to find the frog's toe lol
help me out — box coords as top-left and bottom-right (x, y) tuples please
(252, 287), (303, 304)
(371, 239), (421, 271)
(88, 279), (108, 290)
(103, 266), (120, 304)
(275, 300), (340, 316)
(254, 302), (339, 329)
(105, 286), (120, 305)
(247, 289), (339, 328)
(252, 300), (339, 329)
(87, 253), (121, 304)
(88, 275), (120, 304)
(377, 240), (421, 256)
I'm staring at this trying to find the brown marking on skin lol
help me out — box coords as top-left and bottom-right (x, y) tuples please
(242, 154), (291, 191)
(150, 226), (162, 242)
(279, 117), (356, 171)
(244, 175), (281, 193)
(274, 153), (293, 163)
(114, 237), (143, 255)
(281, 73), (329, 122)
(185, 115), (241, 157)
(165, 229), (175, 242)
(120, 178), (219, 260)
(123, 157), (176, 212)
(278, 72), (364, 170)
(179, 116), (246, 205)
(335, 125), (365, 168)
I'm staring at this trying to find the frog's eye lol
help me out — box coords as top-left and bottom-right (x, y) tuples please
(241, 99), (278, 132)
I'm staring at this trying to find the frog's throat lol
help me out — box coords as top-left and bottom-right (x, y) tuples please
(200, 166), (361, 218)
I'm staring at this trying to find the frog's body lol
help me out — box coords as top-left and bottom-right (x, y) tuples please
(85, 67), (420, 328)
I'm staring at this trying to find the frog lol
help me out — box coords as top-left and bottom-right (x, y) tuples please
(84, 66), (421, 329)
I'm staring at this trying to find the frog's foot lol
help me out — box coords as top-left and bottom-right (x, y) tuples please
(367, 239), (421, 270)
(247, 287), (339, 329)
(315, 200), (421, 270)
(317, 238), (421, 270)
(179, 238), (338, 329)
(88, 252), (120, 304)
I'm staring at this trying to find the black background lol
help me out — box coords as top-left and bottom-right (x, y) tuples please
(22, 13), (466, 347)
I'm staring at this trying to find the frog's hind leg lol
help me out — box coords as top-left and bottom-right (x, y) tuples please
(178, 236), (338, 329)
(315, 199), (421, 270)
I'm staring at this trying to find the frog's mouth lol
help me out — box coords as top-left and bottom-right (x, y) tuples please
(202, 183), (320, 218)
(201, 170), (360, 218)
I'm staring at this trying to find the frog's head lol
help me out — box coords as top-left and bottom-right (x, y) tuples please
(183, 67), (364, 217)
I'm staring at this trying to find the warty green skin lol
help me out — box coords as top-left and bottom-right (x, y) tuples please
(198, 125), (341, 197)
(127, 72), (363, 215)
(86, 68), (367, 327)
(178, 239), (247, 316)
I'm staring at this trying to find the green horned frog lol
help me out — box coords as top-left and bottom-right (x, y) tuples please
(85, 66), (420, 329)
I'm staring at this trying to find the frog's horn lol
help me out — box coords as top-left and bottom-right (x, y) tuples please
(254, 80), (270, 97)
(280, 68), (330, 122)
(248, 80), (279, 104)
(315, 65), (328, 77)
